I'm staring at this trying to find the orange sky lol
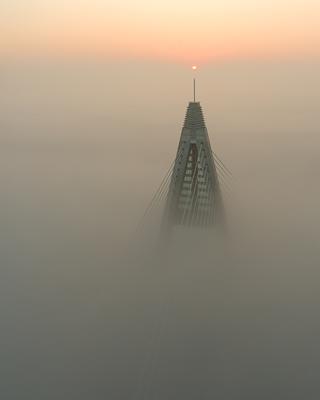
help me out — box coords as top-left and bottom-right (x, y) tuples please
(1, 0), (320, 62)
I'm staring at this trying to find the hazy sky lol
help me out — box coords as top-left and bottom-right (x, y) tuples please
(2, 2), (320, 398)
(1, 0), (320, 62)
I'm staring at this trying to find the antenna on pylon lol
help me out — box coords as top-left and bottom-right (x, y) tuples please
(192, 65), (197, 102)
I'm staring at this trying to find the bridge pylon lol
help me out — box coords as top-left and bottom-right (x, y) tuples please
(161, 99), (225, 239)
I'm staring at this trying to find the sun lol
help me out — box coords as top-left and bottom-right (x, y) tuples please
(192, 65), (197, 70)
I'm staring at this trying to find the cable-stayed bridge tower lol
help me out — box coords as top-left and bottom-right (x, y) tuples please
(161, 80), (225, 237)
(138, 76), (230, 246)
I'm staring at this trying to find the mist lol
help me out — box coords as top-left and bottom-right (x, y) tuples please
(1, 56), (320, 399)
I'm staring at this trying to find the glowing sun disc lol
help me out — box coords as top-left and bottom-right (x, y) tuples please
(192, 65), (197, 70)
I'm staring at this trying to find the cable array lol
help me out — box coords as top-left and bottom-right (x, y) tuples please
(212, 151), (232, 198)
(138, 148), (232, 231)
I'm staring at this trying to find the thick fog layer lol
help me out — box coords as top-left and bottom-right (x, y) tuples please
(1, 57), (320, 399)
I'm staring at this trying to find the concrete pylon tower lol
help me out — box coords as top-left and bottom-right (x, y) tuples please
(161, 80), (224, 237)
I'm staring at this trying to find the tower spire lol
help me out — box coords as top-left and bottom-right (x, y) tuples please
(192, 65), (197, 102)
